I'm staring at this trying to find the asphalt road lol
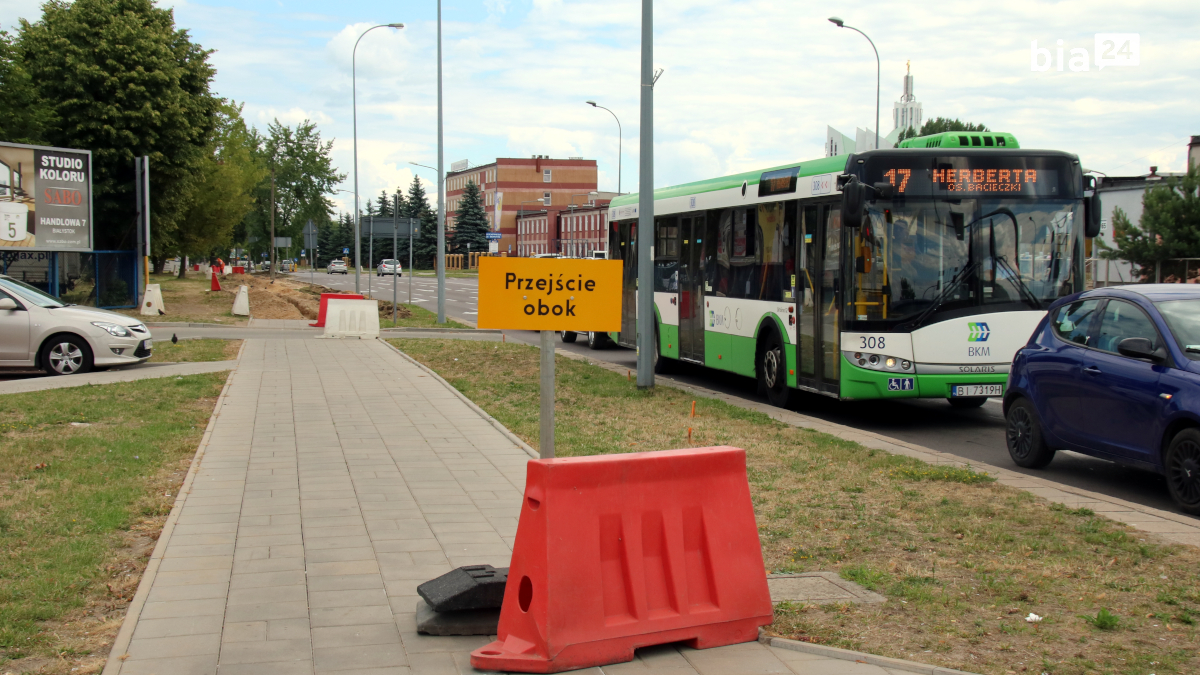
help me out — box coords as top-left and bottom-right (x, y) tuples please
(286, 270), (479, 325)
(307, 272), (1188, 519)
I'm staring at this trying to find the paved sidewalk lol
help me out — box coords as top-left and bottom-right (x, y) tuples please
(0, 360), (237, 394)
(106, 339), (951, 675)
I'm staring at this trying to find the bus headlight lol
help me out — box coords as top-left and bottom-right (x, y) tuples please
(844, 351), (915, 373)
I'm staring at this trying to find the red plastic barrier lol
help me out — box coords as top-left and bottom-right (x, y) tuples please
(310, 293), (365, 327)
(193, 264), (200, 271)
(210, 269), (221, 292)
(232, 266), (245, 274)
(470, 446), (772, 673)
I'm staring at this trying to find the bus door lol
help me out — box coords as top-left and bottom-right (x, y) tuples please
(619, 220), (637, 348)
(678, 215), (706, 362)
(796, 203), (843, 395)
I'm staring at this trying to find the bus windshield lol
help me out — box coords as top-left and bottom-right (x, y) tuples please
(849, 198), (1081, 331)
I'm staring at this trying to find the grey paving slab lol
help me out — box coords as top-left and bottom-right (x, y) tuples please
(109, 338), (963, 675)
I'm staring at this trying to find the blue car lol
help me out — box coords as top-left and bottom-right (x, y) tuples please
(1004, 284), (1200, 514)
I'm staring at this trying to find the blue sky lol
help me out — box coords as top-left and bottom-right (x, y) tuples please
(4, 0), (1198, 215)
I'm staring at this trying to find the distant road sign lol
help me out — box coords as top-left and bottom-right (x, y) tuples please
(485, 232), (502, 241)
(343, 248), (349, 254)
(477, 258), (621, 331)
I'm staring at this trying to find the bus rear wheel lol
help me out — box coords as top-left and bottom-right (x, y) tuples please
(653, 328), (672, 374)
(587, 331), (608, 350)
(758, 331), (791, 408)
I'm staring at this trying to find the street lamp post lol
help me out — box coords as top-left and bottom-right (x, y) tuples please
(829, 17), (880, 150)
(586, 101), (622, 194)
(436, 0), (446, 325)
(350, 23), (403, 293)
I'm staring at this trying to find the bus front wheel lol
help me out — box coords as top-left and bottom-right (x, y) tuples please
(758, 330), (791, 408)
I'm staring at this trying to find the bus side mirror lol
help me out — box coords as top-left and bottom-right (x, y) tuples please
(842, 179), (865, 228)
(873, 182), (894, 199)
(1084, 193), (1102, 238)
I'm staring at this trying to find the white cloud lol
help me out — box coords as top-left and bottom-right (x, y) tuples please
(171, 0), (1198, 209)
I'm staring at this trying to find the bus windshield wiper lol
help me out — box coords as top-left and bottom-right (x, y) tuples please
(897, 261), (979, 332)
(992, 255), (1041, 310)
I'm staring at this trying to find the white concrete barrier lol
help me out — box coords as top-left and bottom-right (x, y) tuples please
(140, 284), (166, 316)
(320, 299), (380, 339)
(232, 285), (250, 316)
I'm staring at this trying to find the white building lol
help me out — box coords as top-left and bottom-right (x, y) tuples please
(825, 62), (917, 156)
(893, 61), (922, 134)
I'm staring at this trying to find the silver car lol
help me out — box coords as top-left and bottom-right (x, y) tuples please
(0, 274), (153, 375)
(377, 259), (402, 276)
(328, 260), (348, 274)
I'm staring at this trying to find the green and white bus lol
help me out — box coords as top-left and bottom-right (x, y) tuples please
(602, 132), (1101, 407)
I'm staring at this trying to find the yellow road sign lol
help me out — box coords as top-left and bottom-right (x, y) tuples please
(478, 257), (622, 331)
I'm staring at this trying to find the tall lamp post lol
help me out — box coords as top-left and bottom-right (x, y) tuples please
(828, 17), (880, 150)
(436, 0), (446, 324)
(352, 22), (405, 294)
(586, 101), (622, 194)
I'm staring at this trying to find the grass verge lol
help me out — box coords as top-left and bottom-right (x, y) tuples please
(147, 338), (241, 363)
(112, 273), (246, 325)
(390, 339), (1200, 675)
(0, 373), (226, 674)
(379, 303), (472, 329)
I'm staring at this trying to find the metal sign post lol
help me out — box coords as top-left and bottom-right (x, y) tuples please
(477, 257), (622, 459)
(392, 196), (399, 325)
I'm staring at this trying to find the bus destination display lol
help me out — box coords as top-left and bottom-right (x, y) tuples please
(864, 156), (1075, 198)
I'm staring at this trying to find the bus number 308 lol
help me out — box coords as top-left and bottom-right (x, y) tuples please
(860, 336), (885, 350)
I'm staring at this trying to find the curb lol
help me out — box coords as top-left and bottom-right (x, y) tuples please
(101, 354), (240, 675)
(381, 327), (496, 333)
(759, 633), (978, 675)
(377, 339), (539, 459)
(145, 322), (246, 328)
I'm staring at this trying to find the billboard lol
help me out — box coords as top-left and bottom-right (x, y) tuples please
(0, 142), (93, 251)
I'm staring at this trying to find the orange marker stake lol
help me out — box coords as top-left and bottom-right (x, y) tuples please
(690, 400), (696, 418)
(687, 427), (692, 444)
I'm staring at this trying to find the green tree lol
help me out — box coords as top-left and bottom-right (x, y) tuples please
(895, 126), (918, 146)
(1102, 166), (1200, 281)
(19, 0), (219, 251)
(451, 179), (489, 255)
(376, 190), (393, 217)
(917, 117), (989, 135)
(170, 102), (264, 277)
(0, 29), (51, 144)
(404, 176), (438, 269)
(243, 119), (344, 263)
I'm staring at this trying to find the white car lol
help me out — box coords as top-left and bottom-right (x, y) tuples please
(327, 260), (348, 274)
(377, 259), (403, 276)
(0, 275), (153, 375)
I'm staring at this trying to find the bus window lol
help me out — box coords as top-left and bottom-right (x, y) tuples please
(730, 208), (760, 299)
(710, 209), (733, 297)
(654, 216), (679, 293)
(756, 201), (797, 301)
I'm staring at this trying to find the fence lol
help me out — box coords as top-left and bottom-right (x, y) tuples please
(0, 250), (139, 308)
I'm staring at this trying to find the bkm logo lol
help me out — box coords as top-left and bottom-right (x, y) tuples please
(968, 322), (991, 342)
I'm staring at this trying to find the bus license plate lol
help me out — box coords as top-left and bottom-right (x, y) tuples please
(952, 384), (1002, 397)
